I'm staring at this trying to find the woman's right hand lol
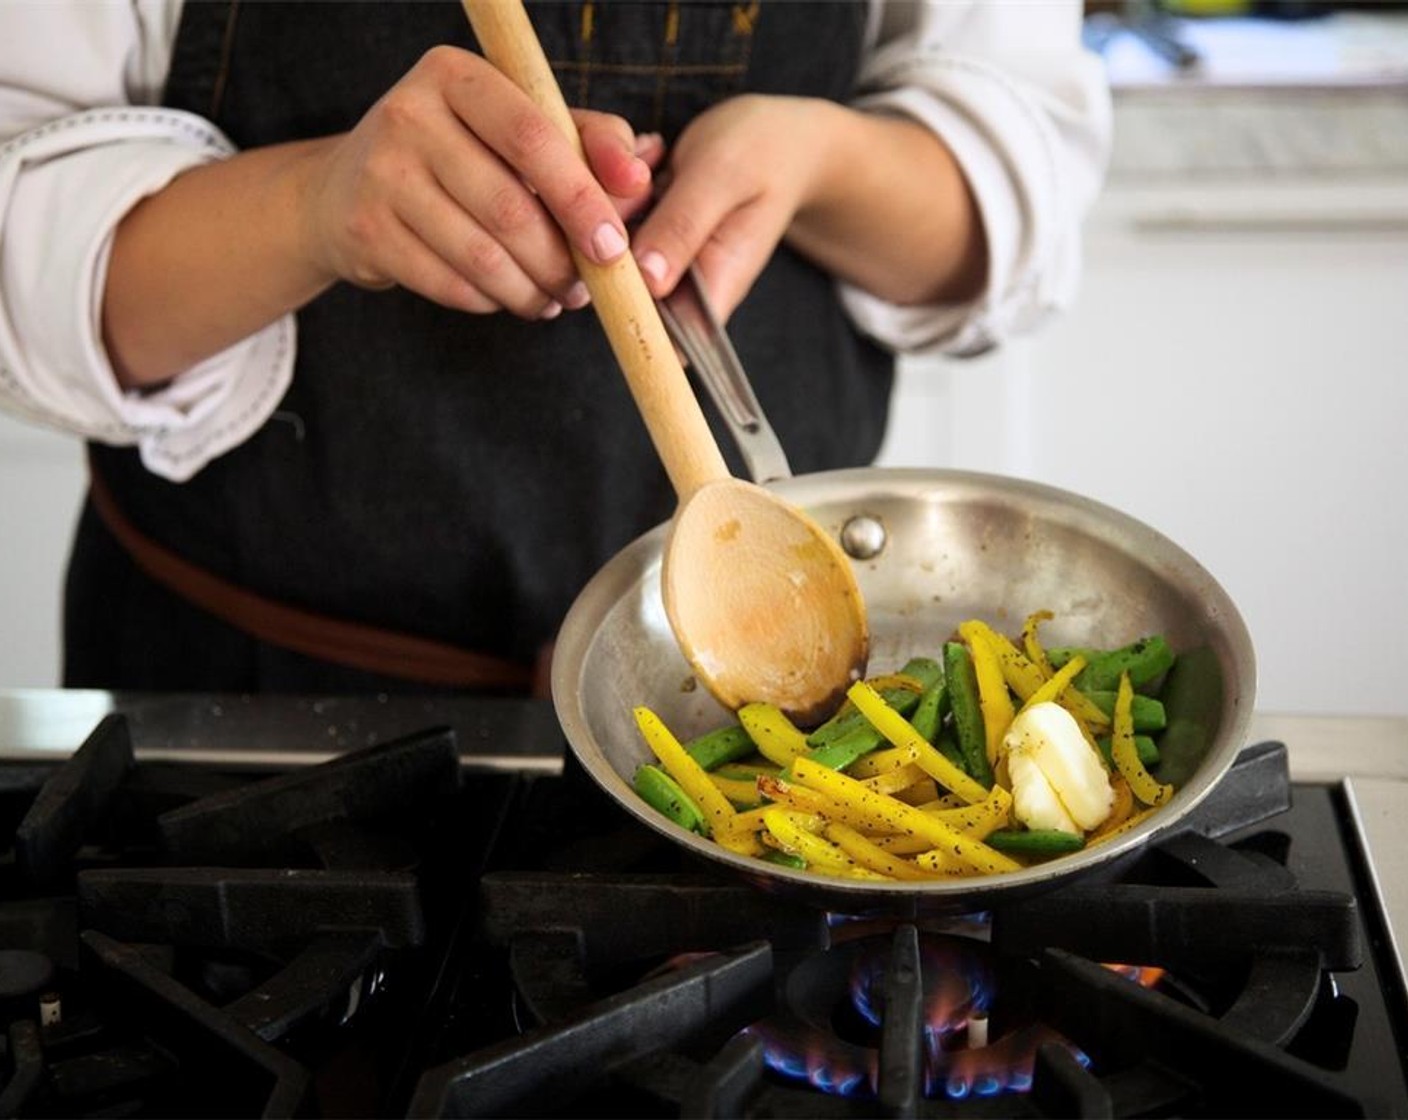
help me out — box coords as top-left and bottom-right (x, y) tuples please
(301, 45), (659, 320)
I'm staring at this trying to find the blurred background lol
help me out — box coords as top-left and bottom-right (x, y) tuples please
(2, 0), (1405, 714)
(877, 0), (1408, 717)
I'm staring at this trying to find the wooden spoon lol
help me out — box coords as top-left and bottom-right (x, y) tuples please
(461, 0), (869, 725)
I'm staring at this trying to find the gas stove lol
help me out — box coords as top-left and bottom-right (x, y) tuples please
(1, 691), (1405, 1118)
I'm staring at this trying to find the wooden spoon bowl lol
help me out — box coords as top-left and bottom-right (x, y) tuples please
(665, 477), (867, 725)
(462, 0), (869, 723)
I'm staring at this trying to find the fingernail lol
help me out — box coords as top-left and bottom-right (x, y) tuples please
(591, 222), (627, 262)
(563, 281), (590, 310)
(633, 132), (663, 157)
(638, 249), (668, 285)
(540, 300), (563, 321)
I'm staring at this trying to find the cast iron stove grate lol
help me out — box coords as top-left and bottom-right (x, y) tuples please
(0, 713), (512, 1118)
(3, 715), (1406, 1119)
(410, 741), (1408, 1119)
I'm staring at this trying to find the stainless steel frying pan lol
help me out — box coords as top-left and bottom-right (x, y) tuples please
(552, 275), (1256, 915)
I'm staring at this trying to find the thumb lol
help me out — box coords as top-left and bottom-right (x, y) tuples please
(690, 203), (782, 324)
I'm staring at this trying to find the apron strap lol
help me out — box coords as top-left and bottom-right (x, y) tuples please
(85, 459), (540, 693)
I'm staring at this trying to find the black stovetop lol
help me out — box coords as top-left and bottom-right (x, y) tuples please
(1, 705), (1405, 1118)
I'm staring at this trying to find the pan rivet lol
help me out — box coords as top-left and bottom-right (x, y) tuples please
(840, 515), (886, 560)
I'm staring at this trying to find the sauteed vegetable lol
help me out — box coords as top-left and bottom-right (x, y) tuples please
(630, 612), (1178, 881)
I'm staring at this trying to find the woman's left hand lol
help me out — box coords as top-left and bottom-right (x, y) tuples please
(630, 94), (986, 322)
(629, 95), (827, 322)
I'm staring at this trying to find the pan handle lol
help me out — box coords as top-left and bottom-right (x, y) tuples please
(659, 267), (793, 486)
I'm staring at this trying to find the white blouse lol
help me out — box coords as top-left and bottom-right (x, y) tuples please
(0, 0), (1110, 481)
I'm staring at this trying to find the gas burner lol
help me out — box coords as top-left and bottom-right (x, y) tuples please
(744, 927), (1078, 1102)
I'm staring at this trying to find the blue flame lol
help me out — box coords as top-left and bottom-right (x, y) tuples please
(974, 1073), (1003, 1097)
(763, 1044), (809, 1081)
(745, 1022), (877, 1099)
(922, 1023), (1089, 1099)
(742, 931), (1101, 1102)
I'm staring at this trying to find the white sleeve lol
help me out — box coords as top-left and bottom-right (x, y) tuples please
(845, 0), (1112, 358)
(0, 1), (295, 482)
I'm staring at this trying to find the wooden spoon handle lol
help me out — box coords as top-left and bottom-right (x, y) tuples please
(461, 0), (729, 502)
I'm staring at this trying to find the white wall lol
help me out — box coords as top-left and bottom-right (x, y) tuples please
(876, 176), (1408, 718)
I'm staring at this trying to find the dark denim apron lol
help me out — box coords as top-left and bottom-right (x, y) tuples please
(67, 0), (893, 693)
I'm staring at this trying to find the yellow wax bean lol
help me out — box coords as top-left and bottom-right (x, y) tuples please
(1090, 776), (1135, 841)
(913, 849), (977, 877)
(861, 762), (928, 797)
(757, 775), (898, 835)
(914, 793), (966, 813)
(893, 777), (942, 806)
(708, 773), (763, 807)
(957, 622), (1016, 767)
(913, 825), (1023, 875)
(1112, 673), (1173, 807)
(846, 742), (920, 779)
(716, 829), (765, 858)
(714, 805), (771, 845)
(633, 707), (736, 837)
(911, 739), (990, 806)
(1022, 610), (1056, 678)
(847, 682), (988, 804)
(969, 617), (1111, 730)
(824, 823), (941, 881)
(763, 809), (858, 875)
(790, 759), (1021, 874)
(738, 703), (810, 766)
(870, 833), (934, 856)
(926, 784), (1014, 838)
(1020, 655), (1087, 712)
(972, 618), (1049, 698)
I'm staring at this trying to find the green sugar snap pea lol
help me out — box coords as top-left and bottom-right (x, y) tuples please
(633, 765), (706, 833)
